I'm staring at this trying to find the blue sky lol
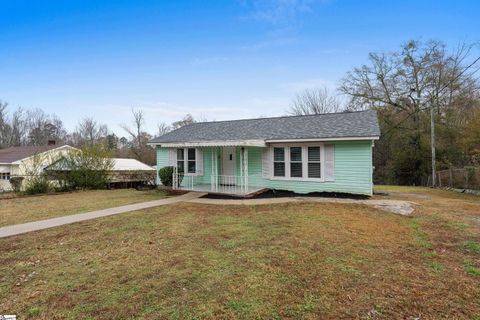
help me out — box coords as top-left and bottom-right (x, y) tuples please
(0, 0), (478, 134)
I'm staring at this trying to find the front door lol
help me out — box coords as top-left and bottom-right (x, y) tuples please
(221, 146), (236, 185)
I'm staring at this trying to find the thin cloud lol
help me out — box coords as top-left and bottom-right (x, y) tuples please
(239, 0), (325, 25)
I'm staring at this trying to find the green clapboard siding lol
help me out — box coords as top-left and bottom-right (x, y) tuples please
(156, 147), (169, 184)
(156, 141), (373, 195)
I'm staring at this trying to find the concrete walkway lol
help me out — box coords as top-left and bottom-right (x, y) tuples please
(0, 192), (206, 238)
(187, 197), (416, 216)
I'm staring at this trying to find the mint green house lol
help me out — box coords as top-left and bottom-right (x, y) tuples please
(148, 110), (380, 196)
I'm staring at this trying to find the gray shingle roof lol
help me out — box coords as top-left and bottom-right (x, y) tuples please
(149, 110), (380, 144)
(0, 145), (67, 163)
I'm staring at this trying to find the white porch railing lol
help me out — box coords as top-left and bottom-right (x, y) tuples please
(172, 172), (256, 195)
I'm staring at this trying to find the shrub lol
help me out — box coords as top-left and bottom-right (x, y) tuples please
(9, 176), (24, 193)
(24, 177), (51, 195)
(159, 166), (183, 187)
(49, 144), (114, 191)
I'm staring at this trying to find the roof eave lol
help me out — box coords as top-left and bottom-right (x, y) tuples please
(265, 136), (380, 143)
(147, 139), (267, 147)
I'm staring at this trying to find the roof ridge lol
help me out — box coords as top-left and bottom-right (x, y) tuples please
(191, 109), (372, 125)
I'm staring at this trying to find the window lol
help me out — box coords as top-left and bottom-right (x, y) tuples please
(177, 149), (185, 172)
(1, 173), (10, 180)
(187, 148), (196, 173)
(308, 147), (321, 178)
(270, 145), (323, 180)
(176, 148), (196, 174)
(273, 147), (285, 177)
(290, 147), (303, 177)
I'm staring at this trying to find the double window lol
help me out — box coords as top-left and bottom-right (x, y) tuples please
(177, 148), (196, 174)
(272, 146), (322, 180)
(0, 172), (10, 180)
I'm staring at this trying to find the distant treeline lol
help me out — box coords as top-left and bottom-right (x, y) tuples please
(288, 40), (480, 185)
(0, 104), (196, 166)
(2, 40), (480, 185)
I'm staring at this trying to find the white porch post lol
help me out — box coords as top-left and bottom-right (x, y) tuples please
(172, 165), (178, 189)
(240, 147), (244, 194)
(214, 147), (218, 192)
(211, 148), (215, 192)
(244, 148), (248, 193)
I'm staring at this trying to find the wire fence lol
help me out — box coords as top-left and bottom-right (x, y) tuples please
(434, 167), (480, 190)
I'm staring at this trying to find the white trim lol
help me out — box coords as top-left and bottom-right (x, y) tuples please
(266, 136), (379, 143)
(10, 145), (78, 165)
(176, 147), (201, 176)
(148, 140), (266, 147)
(149, 137), (379, 147)
(269, 143), (326, 182)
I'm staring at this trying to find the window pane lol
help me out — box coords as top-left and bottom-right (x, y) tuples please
(177, 148), (184, 160)
(274, 162), (285, 177)
(308, 163), (321, 178)
(290, 147), (302, 162)
(177, 161), (184, 172)
(308, 147), (320, 162)
(188, 148), (196, 160)
(188, 160), (196, 173)
(291, 162), (303, 177)
(273, 147), (285, 161)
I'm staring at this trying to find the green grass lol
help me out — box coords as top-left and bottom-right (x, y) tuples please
(463, 240), (480, 253)
(429, 262), (444, 273)
(0, 189), (168, 227)
(464, 260), (480, 277)
(1, 186), (480, 319)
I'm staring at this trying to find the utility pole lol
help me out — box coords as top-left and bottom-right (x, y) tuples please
(430, 103), (436, 187)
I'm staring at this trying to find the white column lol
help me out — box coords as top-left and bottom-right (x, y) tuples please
(239, 147), (243, 193)
(244, 148), (248, 193)
(211, 148), (214, 192)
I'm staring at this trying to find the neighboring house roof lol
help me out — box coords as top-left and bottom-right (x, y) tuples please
(148, 110), (380, 146)
(111, 158), (155, 171)
(45, 157), (155, 172)
(0, 145), (75, 164)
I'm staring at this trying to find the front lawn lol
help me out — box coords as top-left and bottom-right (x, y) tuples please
(0, 189), (168, 227)
(0, 187), (479, 319)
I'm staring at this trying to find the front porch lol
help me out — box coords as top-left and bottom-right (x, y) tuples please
(173, 178), (268, 197)
(171, 146), (265, 197)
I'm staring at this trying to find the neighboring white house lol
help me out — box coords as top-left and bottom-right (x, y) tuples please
(44, 157), (156, 188)
(0, 144), (77, 192)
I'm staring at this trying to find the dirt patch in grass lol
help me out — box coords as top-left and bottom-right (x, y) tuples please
(0, 189), (168, 227)
(1, 188), (479, 319)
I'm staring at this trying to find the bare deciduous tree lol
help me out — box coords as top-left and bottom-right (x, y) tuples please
(288, 87), (343, 115)
(120, 108), (155, 164)
(0, 101), (9, 148)
(74, 117), (108, 146)
(120, 109), (145, 150)
(26, 109), (67, 146)
(156, 122), (171, 137)
(171, 113), (195, 129)
(339, 40), (480, 184)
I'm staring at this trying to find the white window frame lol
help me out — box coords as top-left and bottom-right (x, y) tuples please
(273, 147), (286, 177)
(269, 143), (325, 182)
(176, 148), (198, 175)
(1, 172), (10, 181)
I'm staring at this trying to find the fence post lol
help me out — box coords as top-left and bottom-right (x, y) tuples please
(438, 172), (442, 187)
(449, 168), (453, 187)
